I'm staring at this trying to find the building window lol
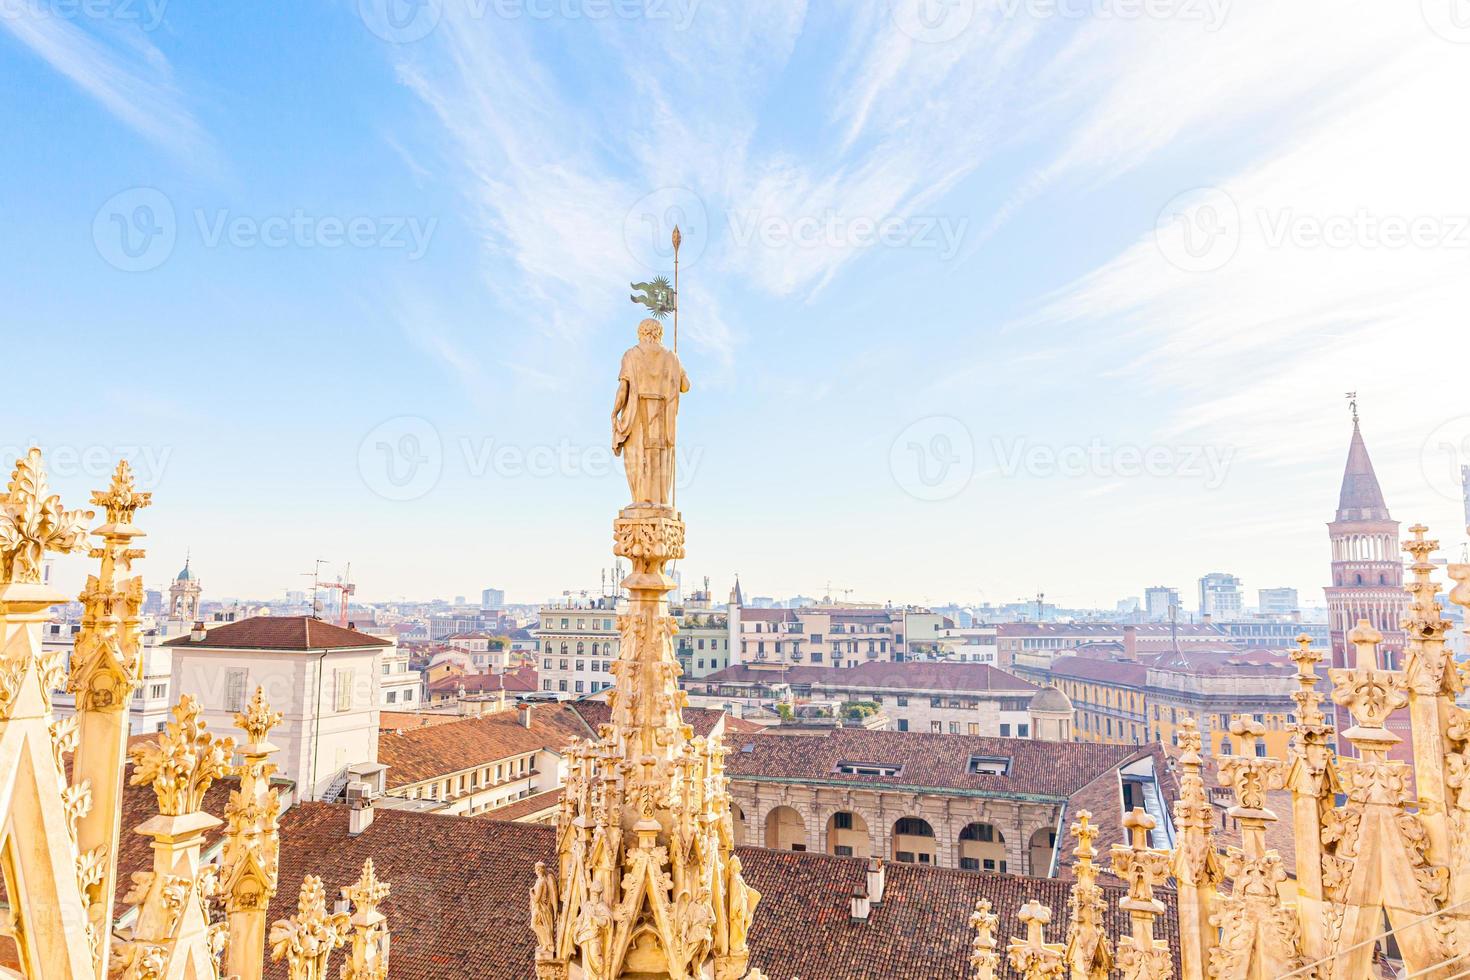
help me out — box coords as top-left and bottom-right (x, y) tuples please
(834, 845), (854, 857)
(897, 719), (909, 732)
(1018, 724), (1029, 737)
(386, 691), (397, 704)
(948, 722), (960, 734)
(833, 812), (854, 830)
(999, 724), (1011, 737)
(960, 857), (980, 871)
(931, 721), (942, 733)
(221, 670), (249, 713)
(968, 723), (979, 735)
(149, 683), (166, 700)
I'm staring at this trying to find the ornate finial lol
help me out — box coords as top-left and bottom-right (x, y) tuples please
(128, 695), (234, 816)
(1288, 635), (1327, 728)
(1064, 810), (1114, 980)
(1007, 900), (1064, 980)
(968, 897), (1000, 980)
(0, 448), (93, 585)
(1330, 621), (1406, 749)
(672, 225), (682, 253)
(1345, 391), (1358, 424)
(91, 460), (151, 529)
(1111, 809), (1173, 979)
(269, 876), (350, 977)
(344, 858), (390, 913)
(236, 686), (284, 746)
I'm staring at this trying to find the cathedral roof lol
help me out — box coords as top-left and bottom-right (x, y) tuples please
(243, 803), (1182, 979)
(1335, 420), (1392, 522)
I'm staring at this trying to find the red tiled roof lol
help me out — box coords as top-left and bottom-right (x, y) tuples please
(162, 616), (391, 651)
(1045, 656), (1151, 687)
(477, 788), (563, 822)
(727, 728), (1149, 799)
(377, 711), (464, 732)
(699, 661), (1037, 695)
(566, 700), (737, 740)
(377, 705), (586, 789)
(425, 665), (537, 695)
(256, 804), (1180, 979)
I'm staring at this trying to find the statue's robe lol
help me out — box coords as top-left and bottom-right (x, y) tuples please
(613, 341), (689, 503)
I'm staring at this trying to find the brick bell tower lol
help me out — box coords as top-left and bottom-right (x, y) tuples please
(1324, 400), (1410, 758)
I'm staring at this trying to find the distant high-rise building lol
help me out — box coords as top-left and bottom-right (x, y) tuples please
(1462, 464), (1470, 528)
(1325, 413), (1408, 753)
(1144, 586), (1180, 622)
(1198, 572), (1243, 618)
(481, 588), (506, 609)
(1257, 587), (1299, 616)
(1116, 597), (1141, 615)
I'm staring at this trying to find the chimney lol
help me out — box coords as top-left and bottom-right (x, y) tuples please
(347, 781), (375, 836)
(190, 621), (206, 642)
(520, 703), (533, 729)
(866, 857), (886, 906)
(1122, 625), (1137, 661)
(849, 886), (870, 923)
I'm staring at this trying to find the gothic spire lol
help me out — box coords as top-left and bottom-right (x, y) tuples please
(1335, 414), (1391, 522)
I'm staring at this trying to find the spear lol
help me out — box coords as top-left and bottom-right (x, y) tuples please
(672, 224), (681, 353)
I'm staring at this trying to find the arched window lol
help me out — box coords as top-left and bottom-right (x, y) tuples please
(894, 817), (934, 837)
(560, 643), (568, 656)
(577, 641), (585, 655)
(959, 822), (1003, 843)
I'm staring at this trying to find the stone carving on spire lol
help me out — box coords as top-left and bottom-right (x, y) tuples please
(533, 289), (760, 979)
(1007, 899), (1065, 980)
(969, 897), (1000, 980)
(1110, 810), (1173, 980)
(1062, 810), (1113, 980)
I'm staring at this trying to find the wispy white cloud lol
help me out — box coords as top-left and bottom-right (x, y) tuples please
(1004, 6), (1469, 518)
(1, 6), (209, 160)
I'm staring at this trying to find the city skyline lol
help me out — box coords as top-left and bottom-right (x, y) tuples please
(7, 1), (1469, 605)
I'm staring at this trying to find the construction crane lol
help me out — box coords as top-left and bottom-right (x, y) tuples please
(317, 563), (356, 628)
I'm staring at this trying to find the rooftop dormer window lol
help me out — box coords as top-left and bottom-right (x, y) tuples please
(836, 761), (901, 777)
(967, 755), (1011, 776)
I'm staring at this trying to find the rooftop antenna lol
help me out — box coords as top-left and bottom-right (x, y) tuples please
(301, 559), (328, 619)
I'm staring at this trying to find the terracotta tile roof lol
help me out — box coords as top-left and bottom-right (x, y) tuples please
(377, 705), (587, 789)
(567, 700), (736, 740)
(727, 728), (1149, 799)
(162, 615), (391, 651)
(425, 665), (537, 695)
(377, 711), (465, 732)
(254, 804), (1180, 979)
(477, 788), (563, 822)
(1045, 655), (1152, 687)
(697, 662), (1038, 695)
(1147, 647), (1297, 677)
(997, 623), (1224, 638)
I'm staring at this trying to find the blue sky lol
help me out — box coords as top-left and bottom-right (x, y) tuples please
(4, 0), (1468, 607)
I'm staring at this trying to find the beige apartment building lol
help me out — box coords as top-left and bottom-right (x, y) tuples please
(735, 604), (949, 669)
(724, 727), (1173, 877)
